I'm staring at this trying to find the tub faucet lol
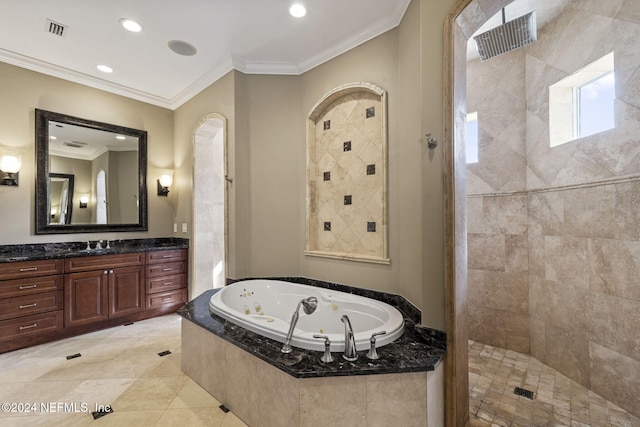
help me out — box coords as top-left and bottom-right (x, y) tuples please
(281, 297), (318, 353)
(341, 315), (358, 361)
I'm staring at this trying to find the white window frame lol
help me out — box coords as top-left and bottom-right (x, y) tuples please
(549, 52), (614, 147)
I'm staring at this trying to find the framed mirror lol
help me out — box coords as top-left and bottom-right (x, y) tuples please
(35, 109), (148, 234)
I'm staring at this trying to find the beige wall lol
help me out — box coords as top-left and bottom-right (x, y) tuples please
(171, 0), (453, 329)
(0, 0), (457, 331)
(0, 61), (174, 244)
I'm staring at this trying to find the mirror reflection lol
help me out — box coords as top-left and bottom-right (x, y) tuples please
(48, 121), (139, 226)
(35, 109), (148, 234)
(49, 173), (74, 225)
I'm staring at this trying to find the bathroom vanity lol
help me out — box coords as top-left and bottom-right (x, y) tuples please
(0, 238), (188, 353)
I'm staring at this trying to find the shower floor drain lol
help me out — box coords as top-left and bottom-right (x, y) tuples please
(514, 386), (535, 400)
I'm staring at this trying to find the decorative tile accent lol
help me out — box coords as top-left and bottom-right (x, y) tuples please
(367, 222), (376, 232)
(323, 120), (331, 130)
(307, 85), (388, 263)
(324, 222), (331, 231)
(366, 107), (375, 118)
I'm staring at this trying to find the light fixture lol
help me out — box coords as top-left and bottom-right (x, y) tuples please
(79, 196), (89, 209)
(0, 148), (23, 186)
(97, 64), (113, 73)
(116, 135), (126, 140)
(120, 18), (142, 33)
(289, 3), (307, 17)
(50, 207), (57, 219)
(158, 170), (173, 196)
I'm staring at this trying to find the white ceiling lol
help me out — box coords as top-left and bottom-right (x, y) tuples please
(0, 0), (410, 110)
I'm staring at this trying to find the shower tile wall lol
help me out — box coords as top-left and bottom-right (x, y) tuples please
(307, 90), (386, 260)
(467, 0), (640, 417)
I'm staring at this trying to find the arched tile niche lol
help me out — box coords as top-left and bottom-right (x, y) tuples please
(305, 82), (389, 264)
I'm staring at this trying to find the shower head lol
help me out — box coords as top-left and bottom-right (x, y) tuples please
(473, 10), (537, 61)
(300, 297), (318, 315)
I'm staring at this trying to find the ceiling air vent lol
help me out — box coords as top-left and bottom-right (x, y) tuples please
(46, 19), (68, 37)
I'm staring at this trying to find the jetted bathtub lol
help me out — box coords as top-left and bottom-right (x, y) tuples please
(209, 279), (405, 352)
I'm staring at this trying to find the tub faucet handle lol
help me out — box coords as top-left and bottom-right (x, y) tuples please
(366, 330), (387, 360)
(313, 334), (334, 363)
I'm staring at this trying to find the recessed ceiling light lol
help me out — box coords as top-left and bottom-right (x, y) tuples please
(97, 64), (113, 73)
(168, 40), (197, 56)
(289, 3), (306, 18)
(120, 18), (142, 33)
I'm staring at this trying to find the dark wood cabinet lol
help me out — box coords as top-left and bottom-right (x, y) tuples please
(0, 259), (65, 352)
(145, 249), (188, 310)
(0, 246), (188, 353)
(64, 254), (145, 327)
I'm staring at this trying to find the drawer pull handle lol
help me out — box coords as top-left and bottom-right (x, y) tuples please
(19, 267), (38, 272)
(162, 255), (174, 258)
(163, 282), (173, 286)
(162, 268), (174, 272)
(20, 323), (38, 330)
(19, 303), (38, 309)
(19, 284), (38, 290)
(162, 297), (173, 301)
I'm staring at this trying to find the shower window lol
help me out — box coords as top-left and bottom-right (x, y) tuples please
(575, 72), (615, 139)
(466, 112), (478, 164)
(549, 52), (615, 147)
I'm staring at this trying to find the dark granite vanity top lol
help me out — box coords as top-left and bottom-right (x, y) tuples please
(178, 279), (446, 379)
(0, 237), (189, 263)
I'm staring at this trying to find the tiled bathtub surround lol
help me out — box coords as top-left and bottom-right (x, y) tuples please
(466, 0), (640, 417)
(306, 83), (389, 264)
(179, 284), (445, 426)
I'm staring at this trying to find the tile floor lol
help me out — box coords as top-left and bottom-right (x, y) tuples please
(0, 314), (247, 427)
(468, 340), (640, 427)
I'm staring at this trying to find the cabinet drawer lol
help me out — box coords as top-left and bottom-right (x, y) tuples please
(146, 288), (188, 310)
(0, 275), (63, 299)
(147, 274), (186, 294)
(65, 253), (145, 273)
(0, 310), (63, 341)
(146, 261), (187, 278)
(0, 291), (64, 321)
(0, 259), (64, 281)
(146, 249), (187, 264)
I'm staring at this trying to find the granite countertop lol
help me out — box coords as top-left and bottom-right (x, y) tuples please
(0, 237), (189, 263)
(178, 287), (446, 379)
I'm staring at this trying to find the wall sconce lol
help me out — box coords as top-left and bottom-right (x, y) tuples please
(0, 148), (23, 186)
(79, 196), (89, 209)
(157, 170), (173, 196)
(50, 207), (57, 219)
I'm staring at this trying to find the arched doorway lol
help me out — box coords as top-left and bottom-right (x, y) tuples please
(192, 114), (228, 298)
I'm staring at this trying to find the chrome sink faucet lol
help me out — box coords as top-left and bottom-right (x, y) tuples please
(341, 315), (358, 361)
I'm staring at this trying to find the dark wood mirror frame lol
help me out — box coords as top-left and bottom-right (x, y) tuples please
(35, 109), (148, 234)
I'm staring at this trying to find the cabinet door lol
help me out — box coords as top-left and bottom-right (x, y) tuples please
(64, 271), (109, 327)
(108, 266), (145, 319)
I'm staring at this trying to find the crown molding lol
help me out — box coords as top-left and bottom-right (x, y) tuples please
(0, 0), (411, 110)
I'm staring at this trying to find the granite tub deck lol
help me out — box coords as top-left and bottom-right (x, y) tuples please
(0, 237), (189, 263)
(179, 280), (446, 426)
